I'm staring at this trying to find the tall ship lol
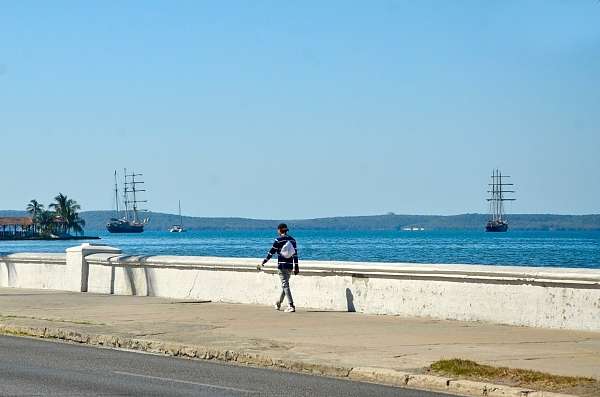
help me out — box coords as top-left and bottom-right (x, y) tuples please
(485, 169), (515, 232)
(106, 169), (149, 233)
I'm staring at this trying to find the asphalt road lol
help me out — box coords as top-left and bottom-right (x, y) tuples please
(0, 335), (451, 397)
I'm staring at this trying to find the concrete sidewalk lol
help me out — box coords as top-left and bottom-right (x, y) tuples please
(1, 288), (599, 392)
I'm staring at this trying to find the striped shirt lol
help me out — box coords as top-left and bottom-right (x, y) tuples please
(264, 234), (299, 271)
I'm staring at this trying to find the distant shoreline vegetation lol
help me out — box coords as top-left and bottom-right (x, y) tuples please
(2, 211), (597, 232)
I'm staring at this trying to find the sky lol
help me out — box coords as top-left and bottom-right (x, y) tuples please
(1, 1), (599, 219)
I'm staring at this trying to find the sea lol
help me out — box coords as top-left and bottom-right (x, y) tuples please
(1, 230), (599, 269)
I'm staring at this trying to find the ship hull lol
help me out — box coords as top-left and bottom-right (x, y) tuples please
(485, 221), (508, 232)
(106, 219), (144, 233)
(107, 225), (144, 233)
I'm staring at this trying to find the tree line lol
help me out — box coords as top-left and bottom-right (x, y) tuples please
(26, 193), (86, 236)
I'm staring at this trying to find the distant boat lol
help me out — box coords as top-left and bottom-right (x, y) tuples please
(402, 226), (425, 231)
(485, 169), (515, 232)
(169, 200), (186, 233)
(106, 169), (149, 234)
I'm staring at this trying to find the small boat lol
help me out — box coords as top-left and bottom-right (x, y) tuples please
(402, 226), (425, 231)
(485, 169), (515, 232)
(106, 169), (149, 233)
(169, 200), (186, 233)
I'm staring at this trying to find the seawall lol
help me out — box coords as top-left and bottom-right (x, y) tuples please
(1, 244), (599, 331)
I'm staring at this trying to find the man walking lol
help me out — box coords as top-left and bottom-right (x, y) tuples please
(258, 223), (299, 313)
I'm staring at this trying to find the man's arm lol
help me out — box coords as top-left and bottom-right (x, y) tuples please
(262, 240), (279, 265)
(293, 243), (299, 275)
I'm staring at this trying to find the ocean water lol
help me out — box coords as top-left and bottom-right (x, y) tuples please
(1, 230), (599, 269)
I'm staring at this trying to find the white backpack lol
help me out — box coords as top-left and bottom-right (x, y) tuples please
(280, 240), (296, 259)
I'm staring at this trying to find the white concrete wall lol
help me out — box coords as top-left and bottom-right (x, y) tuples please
(84, 253), (600, 332)
(2, 246), (599, 331)
(0, 253), (67, 290)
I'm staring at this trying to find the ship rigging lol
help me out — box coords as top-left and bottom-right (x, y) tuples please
(106, 169), (149, 233)
(485, 169), (515, 232)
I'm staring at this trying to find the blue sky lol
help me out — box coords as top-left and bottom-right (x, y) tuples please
(1, 1), (599, 218)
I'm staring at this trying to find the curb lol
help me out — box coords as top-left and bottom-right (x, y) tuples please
(349, 367), (574, 397)
(0, 323), (577, 397)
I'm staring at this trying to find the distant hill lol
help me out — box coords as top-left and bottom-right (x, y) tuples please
(3, 210), (596, 231)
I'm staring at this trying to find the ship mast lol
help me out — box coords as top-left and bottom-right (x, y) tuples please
(123, 168), (130, 221)
(179, 200), (182, 227)
(124, 170), (147, 224)
(113, 170), (120, 218)
(487, 169), (515, 222)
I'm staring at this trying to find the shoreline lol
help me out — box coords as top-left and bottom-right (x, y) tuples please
(0, 236), (100, 241)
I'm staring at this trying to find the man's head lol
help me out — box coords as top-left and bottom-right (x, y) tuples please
(277, 223), (289, 236)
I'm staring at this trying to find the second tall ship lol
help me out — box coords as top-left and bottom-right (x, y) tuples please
(106, 169), (149, 233)
(485, 169), (515, 232)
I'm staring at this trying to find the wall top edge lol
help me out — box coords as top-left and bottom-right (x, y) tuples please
(0, 252), (67, 261)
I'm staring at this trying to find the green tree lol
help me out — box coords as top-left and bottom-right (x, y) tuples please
(26, 199), (45, 235)
(49, 193), (85, 235)
(36, 210), (57, 236)
(65, 205), (86, 236)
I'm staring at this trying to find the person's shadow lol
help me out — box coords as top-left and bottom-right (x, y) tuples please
(345, 288), (356, 312)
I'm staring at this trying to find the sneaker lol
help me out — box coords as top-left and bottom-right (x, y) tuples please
(284, 306), (296, 313)
(274, 302), (281, 311)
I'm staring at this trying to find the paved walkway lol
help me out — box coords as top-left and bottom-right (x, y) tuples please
(1, 287), (599, 381)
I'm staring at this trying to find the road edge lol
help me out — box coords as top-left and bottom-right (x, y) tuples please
(0, 323), (575, 397)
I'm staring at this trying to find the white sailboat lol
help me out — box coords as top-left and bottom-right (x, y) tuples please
(169, 200), (186, 233)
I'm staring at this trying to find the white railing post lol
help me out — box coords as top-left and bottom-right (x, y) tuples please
(65, 243), (122, 292)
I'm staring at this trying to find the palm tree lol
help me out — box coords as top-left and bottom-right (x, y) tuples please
(49, 193), (71, 234)
(36, 210), (56, 236)
(64, 204), (86, 236)
(49, 193), (85, 235)
(26, 199), (44, 235)
(69, 213), (86, 236)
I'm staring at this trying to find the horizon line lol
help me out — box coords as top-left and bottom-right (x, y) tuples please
(3, 209), (599, 220)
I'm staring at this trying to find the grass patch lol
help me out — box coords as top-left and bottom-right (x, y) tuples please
(429, 359), (598, 395)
